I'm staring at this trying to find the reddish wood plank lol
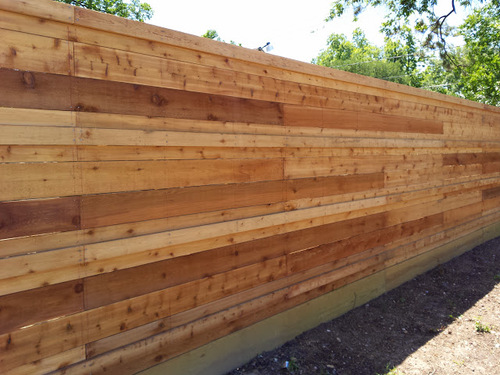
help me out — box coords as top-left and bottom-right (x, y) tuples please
(483, 186), (500, 200)
(483, 161), (500, 174)
(0, 197), (80, 240)
(0, 68), (284, 125)
(357, 111), (443, 134)
(0, 68), (71, 110)
(283, 104), (443, 134)
(442, 153), (483, 166)
(0, 280), (84, 334)
(81, 180), (285, 228)
(71, 73), (284, 125)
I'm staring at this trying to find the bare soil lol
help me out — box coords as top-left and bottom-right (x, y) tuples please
(226, 236), (500, 375)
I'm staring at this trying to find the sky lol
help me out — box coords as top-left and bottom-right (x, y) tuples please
(144, 1), (469, 64)
(145, 0), (387, 63)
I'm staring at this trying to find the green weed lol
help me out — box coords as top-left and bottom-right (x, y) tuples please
(475, 319), (492, 333)
(376, 363), (403, 375)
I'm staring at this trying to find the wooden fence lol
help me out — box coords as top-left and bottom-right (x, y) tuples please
(1, 0), (499, 374)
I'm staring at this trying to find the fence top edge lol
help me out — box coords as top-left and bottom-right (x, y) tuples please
(2, 0), (499, 114)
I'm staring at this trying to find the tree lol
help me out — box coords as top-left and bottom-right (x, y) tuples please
(456, 2), (500, 105)
(324, 0), (500, 106)
(326, 0), (496, 64)
(313, 28), (422, 86)
(55, 0), (153, 22)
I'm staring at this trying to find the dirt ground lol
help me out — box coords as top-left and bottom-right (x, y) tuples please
(226, 236), (500, 375)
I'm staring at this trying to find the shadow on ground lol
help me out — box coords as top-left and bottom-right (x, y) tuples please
(226, 236), (500, 375)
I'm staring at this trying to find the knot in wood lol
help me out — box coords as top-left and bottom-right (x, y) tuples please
(22, 71), (35, 89)
(151, 94), (166, 106)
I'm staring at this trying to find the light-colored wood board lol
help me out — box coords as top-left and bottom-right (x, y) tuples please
(0, 28), (71, 74)
(0, 162), (82, 201)
(76, 127), (287, 148)
(76, 145), (283, 161)
(0, 125), (76, 145)
(0, 202), (286, 258)
(3, 347), (85, 375)
(74, 42), (285, 103)
(0, 246), (84, 296)
(80, 158), (283, 195)
(0, 9), (71, 40)
(0, 107), (74, 126)
(284, 154), (440, 180)
(0, 145), (76, 163)
(0, 0), (74, 23)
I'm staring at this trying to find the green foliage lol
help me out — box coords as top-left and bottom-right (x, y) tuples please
(312, 28), (422, 86)
(456, 2), (500, 106)
(202, 29), (221, 41)
(56, 0), (153, 22)
(322, 0), (500, 106)
(475, 319), (492, 333)
(201, 29), (241, 46)
(326, 1), (495, 66)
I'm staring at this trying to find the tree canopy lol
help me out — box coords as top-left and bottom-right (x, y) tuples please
(55, 0), (153, 22)
(320, 0), (500, 106)
(327, 0), (497, 63)
(312, 28), (421, 87)
(456, 2), (500, 105)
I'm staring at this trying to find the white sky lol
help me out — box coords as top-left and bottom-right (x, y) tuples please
(145, 0), (386, 63)
(144, 1), (468, 64)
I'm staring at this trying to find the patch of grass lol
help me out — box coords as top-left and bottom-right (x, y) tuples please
(475, 319), (492, 333)
(494, 273), (500, 282)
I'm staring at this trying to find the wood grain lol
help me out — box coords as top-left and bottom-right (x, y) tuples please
(0, 197), (80, 240)
(0, 280), (84, 334)
(1, 1), (499, 374)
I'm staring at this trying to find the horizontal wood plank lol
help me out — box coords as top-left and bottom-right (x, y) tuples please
(0, 197), (80, 240)
(1, 2), (499, 374)
(0, 280), (84, 334)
